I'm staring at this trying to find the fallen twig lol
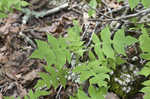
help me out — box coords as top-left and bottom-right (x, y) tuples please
(44, 3), (69, 16)
(116, 8), (150, 20)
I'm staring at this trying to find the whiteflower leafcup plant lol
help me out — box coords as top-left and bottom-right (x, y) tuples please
(1, 0), (150, 99)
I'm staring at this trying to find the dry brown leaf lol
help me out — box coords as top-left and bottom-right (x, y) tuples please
(0, 53), (8, 63)
(22, 70), (39, 83)
(0, 13), (19, 35)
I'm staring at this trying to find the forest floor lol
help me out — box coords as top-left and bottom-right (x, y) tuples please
(0, 0), (148, 99)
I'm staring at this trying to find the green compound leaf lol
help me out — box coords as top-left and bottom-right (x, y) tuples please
(0, 12), (8, 18)
(141, 80), (150, 99)
(101, 26), (115, 59)
(88, 9), (96, 17)
(30, 39), (56, 65)
(73, 60), (110, 87)
(117, 0), (124, 2)
(88, 0), (97, 17)
(66, 20), (84, 56)
(140, 53), (150, 60)
(24, 96), (29, 99)
(138, 67), (150, 77)
(141, 87), (150, 95)
(30, 40), (50, 59)
(113, 29), (126, 52)
(28, 90), (35, 99)
(34, 79), (46, 89)
(93, 27), (137, 59)
(38, 72), (51, 88)
(57, 68), (68, 88)
(4, 96), (15, 99)
(58, 38), (71, 63)
(44, 65), (67, 89)
(94, 44), (105, 61)
(125, 36), (138, 46)
(73, 63), (94, 82)
(0, 0), (29, 18)
(89, 50), (97, 61)
(89, 0), (97, 9)
(31, 33), (71, 69)
(142, 80), (150, 87)
(103, 42), (115, 59)
(47, 34), (59, 48)
(45, 66), (60, 89)
(88, 85), (106, 99)
(128, 0), (140, 10)
(138, 62), (150, 77)
(21, 0), (29, 7)
(143, 94), (150, 99)
(139, 28), (150, 53)
(139, 28), (150, 61)
(92, 33), (100, 44)
(67, 20), (82, 42)
(77, 89), (90, 99)
(113, 29), (137, 56)
(90, 74), (109, 87)
(101, 26), (111, 43)
(34, 89), (49, 98)
(141, 0), (150, 8)
(27, 89), (49, 99)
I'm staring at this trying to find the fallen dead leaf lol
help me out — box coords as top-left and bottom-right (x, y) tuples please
(0, 53), (8, 63)
(22, 70), (39, 83)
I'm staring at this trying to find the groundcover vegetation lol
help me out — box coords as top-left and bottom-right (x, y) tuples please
(0, 0), (150, 99)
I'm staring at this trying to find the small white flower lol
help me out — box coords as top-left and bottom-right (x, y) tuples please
(122, 87), (126, 91)
(126, 87), (131, 93)
(125, 78), (131, 83)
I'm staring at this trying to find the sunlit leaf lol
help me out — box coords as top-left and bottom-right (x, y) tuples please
(128, 0), (140, 9)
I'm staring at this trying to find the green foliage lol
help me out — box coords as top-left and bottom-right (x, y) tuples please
(4, 96), (15, 99)
(35, 66), (68, 89)
(141, 0), (150, 8)
(0, 0), (29, 18)
(30, 34), (71, 90)
(73, 60), (111, 87)
(30, 34), (71, 69)
(70, 89), (90, 99)
(88, 85), (107, 99)
(98, 26), (137, 59)
(101, 26), (115, 59)
(138, 27), (150, 99)
(65, 20), (85, 56)
(113, 29), (138, 56)
(88, 0), (97, 17)
(139, 28), (150, 60)
(117, 0), (123, 2)
(3, 0), (150, 98)
(117, 0), (150, 9)
(128, 0), (140, 10)
(138, 62), (150, 77)
(24, 89), (49, 99)
(27, 21), (84, 98)
(140, 80), (150, 99)
(71, 25), (137, 98)
(71, 86), (107, 99)
(29, 20), (113, 99)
